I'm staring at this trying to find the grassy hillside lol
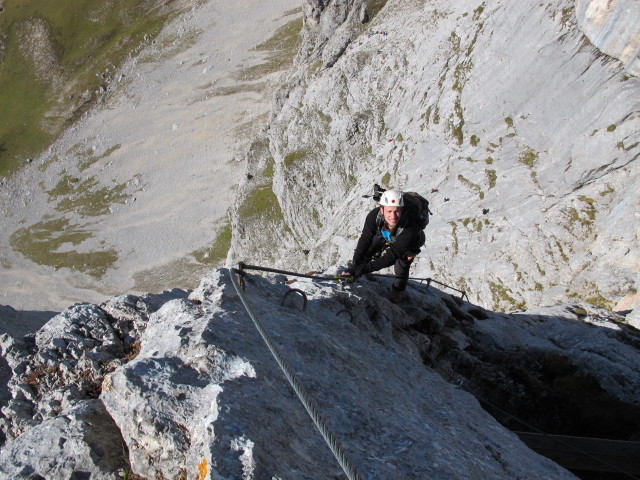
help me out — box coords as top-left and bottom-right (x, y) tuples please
(0, 0), (186, 176)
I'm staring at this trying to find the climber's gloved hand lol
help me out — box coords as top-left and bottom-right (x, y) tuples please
(336, 274), (356, 283)
(341, 263), (369, 280)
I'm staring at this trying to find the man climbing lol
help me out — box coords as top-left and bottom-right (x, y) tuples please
(343, 189), (425, 303)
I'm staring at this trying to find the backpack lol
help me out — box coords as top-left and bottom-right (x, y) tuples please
(403, 191), (432, 229)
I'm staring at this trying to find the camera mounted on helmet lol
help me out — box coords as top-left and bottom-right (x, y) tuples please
(372, 184), (386, 202)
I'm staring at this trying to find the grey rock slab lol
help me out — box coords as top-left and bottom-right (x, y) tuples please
(35, 303), (123, 360)
(102, 269), (576, 479)
(0, 399), (127, 479)
(0, 303), (127, 442)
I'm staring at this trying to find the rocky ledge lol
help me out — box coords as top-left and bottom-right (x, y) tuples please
(1, 268), (638, 479)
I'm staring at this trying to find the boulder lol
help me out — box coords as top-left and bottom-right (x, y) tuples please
(0, 399), (127, 479)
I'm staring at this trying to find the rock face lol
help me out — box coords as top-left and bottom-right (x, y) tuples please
(0, 290), (185, 442)
(1, 268), (640, 478)
(1, 0), (639, 478)
(230, 0), (639, 315)
(0, 400), (126, 480)
(576, 0), (640, 76)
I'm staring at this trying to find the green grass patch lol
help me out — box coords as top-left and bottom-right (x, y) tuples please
(36, 153), (59, 172)
(47, 173), (78, 198)
(470, 134), (480, 146)
(192, 222), (232, 265)
(9, 216), (117, 278)
(485, 169), (497, 189)
(577, 195), (596, 222)
(554, 240), (569, 263)
(365, 0), (388, 19)
(461, 217), (483, 232)
(0, 0), (184, 176)
(560, 7), (573, 26)
(239, 16), (302, 81)
(449, 221), (459, 254)
(504, 117), (514, 128)
(577, 282), (614, 309)
(210, 82), (267, 96)
(607, 124), (617, 132)
(599, 184), (614, 196)
(263, 160), (275, 179)
(585, 292), (612, 309)
(381, 172), (391, 188)
(74, 143), (121, 171)
(47, 175), (130, 216)
(519, 148), (538, 168)
(452, 119), (464, 145)
(309, 59), (324, 75)
(140, 27), (201, 64)
(473, 4), (485, 21)
(238, 185), (283, 223)
(283, 149), (307, 167)
(489, 279), (526, 311)
(458, 174), (484, 199)
(563, 197), (596, 231)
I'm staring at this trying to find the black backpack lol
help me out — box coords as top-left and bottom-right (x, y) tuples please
(403, 191), (432, 229)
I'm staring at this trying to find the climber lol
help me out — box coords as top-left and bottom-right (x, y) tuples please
(342, 189), (425, 303)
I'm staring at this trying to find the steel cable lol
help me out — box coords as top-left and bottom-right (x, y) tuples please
(229, 267), (364, 480)
(234, 262), (636, 478)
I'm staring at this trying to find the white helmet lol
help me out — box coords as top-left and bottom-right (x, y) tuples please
(379, 189), (404, 207)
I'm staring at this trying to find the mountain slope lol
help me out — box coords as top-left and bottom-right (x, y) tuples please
(230, 0), (639, 313)
(0, 0), (301, 311)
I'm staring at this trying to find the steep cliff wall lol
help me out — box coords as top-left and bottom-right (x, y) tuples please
(576, 0), (640, 76)
(230, 0), (640, 312)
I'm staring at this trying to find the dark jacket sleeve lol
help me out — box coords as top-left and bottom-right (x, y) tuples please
(361, 223), (422, 273)
(352, 208), (380, 266)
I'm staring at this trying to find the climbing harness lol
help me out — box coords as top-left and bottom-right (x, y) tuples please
(380, 229), (393, 244)
(230, 264), (364, 480)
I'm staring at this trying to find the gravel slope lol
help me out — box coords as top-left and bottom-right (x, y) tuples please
(0, 0), (300, 312)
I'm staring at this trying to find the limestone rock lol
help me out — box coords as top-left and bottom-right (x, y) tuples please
(627, 308), (640, 330)
(3, 267), (640, 478)
(0, 399), (127, 479)
(1, 0), (639, 478)
(231, 0), (640, 314)
(0, 290), (188, 443)
(0, 304), (124, 441)
(100, 269), (579, 479)
(576, 0), (640, 75)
